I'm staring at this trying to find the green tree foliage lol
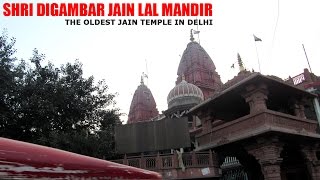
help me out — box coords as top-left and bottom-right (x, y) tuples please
(0, 31), (18, 136)
(0, 31), (121, 160)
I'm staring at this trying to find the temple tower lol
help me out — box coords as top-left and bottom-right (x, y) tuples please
(127, 76), (158, 124)
(176, 30), (223, 99)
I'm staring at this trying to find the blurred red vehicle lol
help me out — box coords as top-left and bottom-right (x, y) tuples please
(0, 137), (162, 179)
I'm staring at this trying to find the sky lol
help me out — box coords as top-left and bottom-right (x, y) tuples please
(1, 0), (319, 123)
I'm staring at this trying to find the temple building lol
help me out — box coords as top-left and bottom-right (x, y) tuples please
(176, 30), (223, 99)
(127, 77), (159, 124)
(113, 31), (320, 180)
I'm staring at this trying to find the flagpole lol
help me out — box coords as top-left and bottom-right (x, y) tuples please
(254, 40), (262, 73)
(196, 17), (200, 44)
(145, 59), (149, 86)
(302, 44), (313, 74)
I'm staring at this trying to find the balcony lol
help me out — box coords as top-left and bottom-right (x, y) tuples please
(196, 109), (320, 151)
(112, 151), (221, 179)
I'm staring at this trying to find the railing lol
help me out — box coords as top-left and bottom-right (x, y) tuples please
(111, 151), (216, 170)
(128, 158), (140, 168)
(182, 153), (192, 167)
(161, 155), (173, 169)
(221, 156), (241, 169)
(196, 109), (319, 149)
(196, 153), (210, 166)
(145, 156), (156, 169)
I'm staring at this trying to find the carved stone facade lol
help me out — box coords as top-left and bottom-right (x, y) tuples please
(191, 73), (320, 180)
(176, 40), (222, 99)
(246, 137), (283, 180)
(242, 83), (268, 113)
(302, 145), (320, 180)
(290, 98), (307, 119)
(127, 80), (158, 124)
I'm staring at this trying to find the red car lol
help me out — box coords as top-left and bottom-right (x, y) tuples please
(0, 137), (162, 179)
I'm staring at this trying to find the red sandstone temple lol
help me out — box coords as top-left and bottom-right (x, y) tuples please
(113, 31), (320, 180)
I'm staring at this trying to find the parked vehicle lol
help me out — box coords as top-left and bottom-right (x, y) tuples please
(0, 137), (162, 179)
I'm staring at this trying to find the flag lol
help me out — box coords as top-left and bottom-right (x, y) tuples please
(193, 30), (200, 34)
(253, 34), (262, 41)
(142, 72), (148, 78)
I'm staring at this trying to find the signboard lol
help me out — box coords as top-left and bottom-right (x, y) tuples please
(115, 117), (190, 154)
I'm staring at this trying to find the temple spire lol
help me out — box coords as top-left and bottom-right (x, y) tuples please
(140, 74), (144, 85)
(128, 76), (159, 124)
(178, 31), (222, 99)
(190, 29), (194, 42)
(237, 53), (245, 72)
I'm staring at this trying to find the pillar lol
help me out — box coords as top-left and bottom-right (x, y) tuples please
(242, 83), (269, 113)
(199, 111), (213, 133)
(156, 152), (161, 169)
(313, 97), (320, 127)
(172, 150), (179, 169)
(124, 154), (128, 165)
(140, 153), (145, 169)
(302, 145), (320, 180)
(306, 88), (320, 127)
(191, 151), (197, 166)
(246, 137), (283, 180)
(209, 150), (214, 166)
(260, 160), (282, 180)
(289, 98), (307, 119)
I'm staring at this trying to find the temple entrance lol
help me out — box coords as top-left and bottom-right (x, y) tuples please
(280, 144), (310, 180)
(220, 156), (248, 180)
(236, 150), (263, 180)
(217, 145), (263, 180)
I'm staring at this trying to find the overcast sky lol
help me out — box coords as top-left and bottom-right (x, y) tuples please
(1, 0), (319, 123)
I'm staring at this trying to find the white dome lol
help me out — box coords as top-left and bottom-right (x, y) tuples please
(167, 80), (204, 109)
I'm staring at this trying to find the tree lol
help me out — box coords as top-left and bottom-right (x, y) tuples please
(0, 31), (121, 159)
(0, 30), (20, 137)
